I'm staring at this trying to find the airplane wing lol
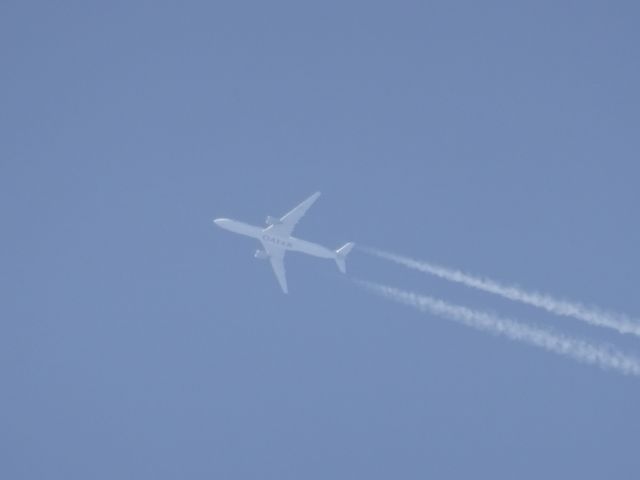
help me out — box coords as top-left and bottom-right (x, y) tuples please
(263, 244), (288, 294)
(266, 192), (321, 237)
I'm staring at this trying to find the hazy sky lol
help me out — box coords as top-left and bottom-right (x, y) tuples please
(2, 2), (640, 479)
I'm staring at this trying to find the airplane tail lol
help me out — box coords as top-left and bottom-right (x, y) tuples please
(335, 242), (355, 274)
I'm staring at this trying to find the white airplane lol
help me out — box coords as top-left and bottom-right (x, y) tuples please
(214, 192), (354, 293)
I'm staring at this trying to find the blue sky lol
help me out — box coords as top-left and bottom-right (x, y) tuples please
(2, 1), (640, 478)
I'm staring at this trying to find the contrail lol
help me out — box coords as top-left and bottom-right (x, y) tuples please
(356, 280), (640, 376)
(361, 247), (640, 337)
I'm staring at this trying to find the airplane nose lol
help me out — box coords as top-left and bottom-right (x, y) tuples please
(214, 218), (232, 229)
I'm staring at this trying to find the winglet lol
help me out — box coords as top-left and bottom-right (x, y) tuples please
(335, 242), (355, 274)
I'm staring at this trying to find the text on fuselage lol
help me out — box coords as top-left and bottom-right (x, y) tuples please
(262, 234), (293, 248)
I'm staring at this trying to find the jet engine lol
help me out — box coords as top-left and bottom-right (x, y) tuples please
(254, 249), (269, 260)
(265, 216), (282, 226)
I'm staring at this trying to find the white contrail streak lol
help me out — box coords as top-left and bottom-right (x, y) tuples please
(356, 280), (640, 376)
(362, 247), (640, 337)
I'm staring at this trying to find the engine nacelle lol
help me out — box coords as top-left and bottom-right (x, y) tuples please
(254, 249), (269, 260)
(265, 215), (282, 226)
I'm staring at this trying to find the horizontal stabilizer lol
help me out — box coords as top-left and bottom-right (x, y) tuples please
(335, 242), (355, 274)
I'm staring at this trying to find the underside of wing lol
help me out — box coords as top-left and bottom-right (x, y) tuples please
(263, 244), (288, 294)
(265, 191), (321, 237)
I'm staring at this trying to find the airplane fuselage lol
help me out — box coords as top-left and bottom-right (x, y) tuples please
(214, 218), (335, 259)
(213, 192), (354, 293)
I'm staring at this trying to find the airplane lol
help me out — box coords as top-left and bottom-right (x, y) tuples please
(214, 192), (354, 293)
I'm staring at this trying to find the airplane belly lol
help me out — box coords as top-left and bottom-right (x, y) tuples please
(217, 219), (262, 238)
(290, 238), (334, 259)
